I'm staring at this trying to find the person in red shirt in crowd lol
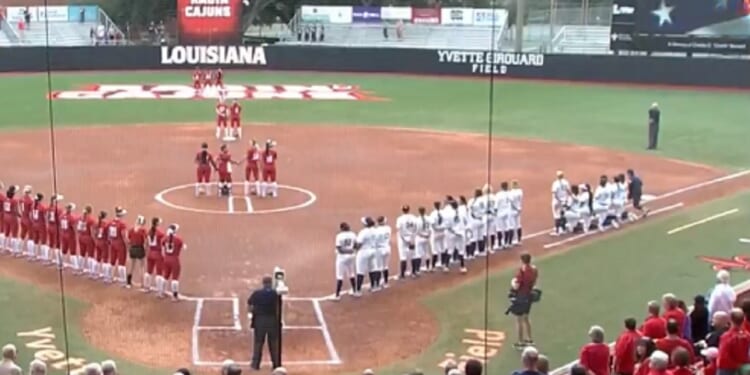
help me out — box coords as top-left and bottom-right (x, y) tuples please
(3, 185), (21, 256)
(655, 320), (694, 366)
(615, 318), (643, 375)
(20, 186), (34, 259)
(214, 68), (224, 88)
(244, 139), (261, 196)
(717, 308), (750, 375)
(59, 203), (79, 273)
(511, 252), (538, 349)
(642, 301), (668, 340)
(46, 195), (64, 268)
(663, 294), (687, 338)
(93, 211), (109, 280)
(579, 325), (611, 375)
(107, 206), (129, 285)
(740, 300), (750, 334)
(194, 142), (217, 197)
(230, 99), (242, 139)
(192, 67), (203, 90)
(126, 215), (147, 289)
(648, 351), (670, 375)
(635, 338), (658, 375)
(260, 139), (278, 198)
(701, 347), (719, 375)
(160, 223), (186, 301)
(667, 348), (693, 375)
(30, 193), (48, 263)
(215, 98), (229, 139)
(143, 217), (164, 293)
(76, 205), (95, 276)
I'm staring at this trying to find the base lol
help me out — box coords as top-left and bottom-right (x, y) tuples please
(222, 135), (237, 142)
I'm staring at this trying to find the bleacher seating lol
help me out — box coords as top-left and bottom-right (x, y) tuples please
(549, 25), (610, 54)
(7, 21), (99, 46)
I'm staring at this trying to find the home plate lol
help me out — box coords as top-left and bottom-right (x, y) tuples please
(740, 238), (750, 244)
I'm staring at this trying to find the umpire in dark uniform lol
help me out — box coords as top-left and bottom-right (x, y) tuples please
(248, 276), (281, 370)
(647, 102), (661, 150)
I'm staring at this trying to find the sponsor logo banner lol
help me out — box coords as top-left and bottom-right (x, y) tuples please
(160, 46), (267, 65)
(472, 8), (508, 26)
(50, 84), (377, 101)
(381, 6), (411, 20)
(352, 6), (381, 23)
(300, 6), (352, 24)
(437, 50), (544, 75)
(441, 8), (474, 25)
(412, 7), (441, 24)
(7, 6), (69, 22)
(177, 0), (242, 45)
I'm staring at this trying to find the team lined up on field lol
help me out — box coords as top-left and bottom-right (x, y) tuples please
(0, 183), (186, 301)
(332, 181), (524, 300)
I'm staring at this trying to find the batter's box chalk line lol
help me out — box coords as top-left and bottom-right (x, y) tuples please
(154, 182), (317, 215)
(188, 296), (342, 366)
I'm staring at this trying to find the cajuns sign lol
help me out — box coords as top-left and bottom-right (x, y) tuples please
(177, 0), (243, 44)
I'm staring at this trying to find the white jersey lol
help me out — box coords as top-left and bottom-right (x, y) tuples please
(593, 184), (611, 206)
(495, 190), (511, 214)
(396, 213), (418, 243)
(614, 182), (627, 203)
(577, 191), (591, 213)
(606, 182), (618, 201)
(430, 209), (448, 236)
(510, 188), (523, 213)
(356, 227), (378, 250)
(374, 224), (392, 250)
(447, 207), (467, 237)
(551, 178), (571, 204)
(415, 214), (432, 243)
(468, 196), (489, 220)
(335, 231), (357, 255)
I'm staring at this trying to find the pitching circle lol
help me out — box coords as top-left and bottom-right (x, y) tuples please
(154, 182), (317, 215)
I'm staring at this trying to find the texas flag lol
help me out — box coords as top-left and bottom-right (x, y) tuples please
(636, 0), (750, 36)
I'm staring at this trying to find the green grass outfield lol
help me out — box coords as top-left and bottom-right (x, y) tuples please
(0, 71), (748, 374)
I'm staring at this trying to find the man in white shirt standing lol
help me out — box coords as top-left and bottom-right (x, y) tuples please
(0, 344), (21, 375)
(708, 269), (736, 317)
(550, 171), (571, 236)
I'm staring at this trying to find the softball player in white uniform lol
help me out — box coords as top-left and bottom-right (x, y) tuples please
(446, 200), (468, 273)
(429, 202), (448, 272)
(374, 216), (392, 288)
(593, 176), (618, 231)
(334, 223), (357, 300)
(355, 217), (379, 294)
(577, 184), (593, 232)
(509, 180), (524, 246)
(613, 174), (628, 222)
(551, 171), (572, 236)
(468, 189), (490, 256)
(396, 205), (418, 279)
(414, 207), (431, 277)
(494, 182), (512, 249)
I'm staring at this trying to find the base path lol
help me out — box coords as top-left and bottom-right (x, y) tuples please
(0, 123), (745, 374)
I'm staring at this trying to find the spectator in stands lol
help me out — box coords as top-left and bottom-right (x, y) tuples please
(537, 354), (550, 375)
(79, 7), (85, 23)
(701, 347), (719, 375)
(707, 312), (730, 348)
(615, 318), (642, 375)
(635, 338), (658, 375)
(709, 270), (736, 318)
(655, 320), (695, 366)
(648, 351), (670, 375)
(579, 325), (610, 375)
(677, 301), (692, 342)
(0, 344), (21, 375)
(465, 358), (483, 375)
(29, 359), (46, 375)
(382, 23), (388, 40)
(396, 19), (404, 40)
(23, 7), (30, 29)
(691, 295), (710, 344)
(717, 308), (750, 375)
(100, 360), (116, 375)
(512, 346), (541, 375)
(83, 363), (102, 375)
(318, 23), (324, 42)
(643, 301), (668, 340)
(668, 348), (693, 375)
(663, 294), (687, 338)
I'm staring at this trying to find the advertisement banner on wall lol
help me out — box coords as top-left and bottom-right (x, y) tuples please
(441, 8), (474, 25)
(7, 6), (69, 22)
(472, 8), (508, 26)
(381, 6), (411, 21)
(352, 6), (381, 23)
(437, 50), (545, 75)
(177, 0), (243, 45)
(411, 7), (441, 24)
(300, 6), (353, 24)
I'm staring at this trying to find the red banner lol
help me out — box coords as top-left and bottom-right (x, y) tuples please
(411, 7), (440, 24)
(177, 0), (243, 45)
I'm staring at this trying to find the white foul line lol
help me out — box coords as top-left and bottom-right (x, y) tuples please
(244, 196), (254, 213)
(192, 299), (204, 365)
(232, 297), (242, 330)
(544, 203), (685, 249)
(227, 197), (235, 213)
(313, 299), (342, 364)
(667, 209), (740, 235)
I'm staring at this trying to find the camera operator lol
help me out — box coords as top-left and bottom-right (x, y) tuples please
(507, 252), (539, 349)
(248, 276), (281, 370)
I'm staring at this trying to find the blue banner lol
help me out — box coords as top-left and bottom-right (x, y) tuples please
(352, 6), (381, 23)
(68, 5), (99, 23)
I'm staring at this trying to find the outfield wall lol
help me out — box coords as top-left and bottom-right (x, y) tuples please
(1, 45), (749, 88)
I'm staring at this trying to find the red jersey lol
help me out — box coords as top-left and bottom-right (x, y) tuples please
(47, 206), (62, 228)
(3, 197), (18, 218)
(262, 149), (278, 168)
(21, 195), (33, 223)
(641, 315), (667, 339)
(579, 342), (611, 375)
(128, 227), (147, 247)
(0, 196), (5, 219)
(230, 103), (241, 119)
(146, 229), (165, 251)
(216, 103), (228, 118)
(217, 151), (232, 173)
(614, 330), (641, 374)
(663, 308), (686, 337)
(59, 213), (78, 238)
(193, 70), (202, 82)
(195, 150), (215, 167)
(94, 220), (109, 242)
(107, 219), (127, 243)
(247, 146), (261, 164)
(515, 264), (538, 295)
(77, 215), (95, 238)
(162, 234), (184, 259)
(31, 204), (48, 227)
(216, 69), (223, 81)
